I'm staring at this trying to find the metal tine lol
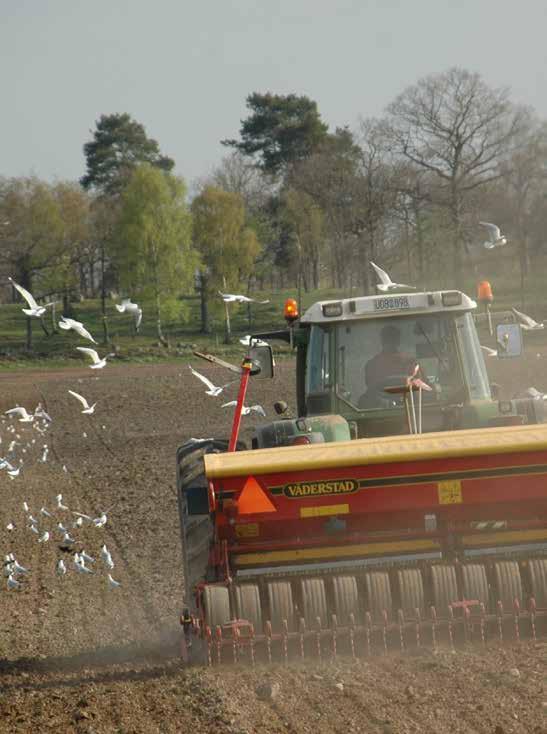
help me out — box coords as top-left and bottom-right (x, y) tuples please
(479, 602), (486, 645)
(397, 609), (405, 652)
(282, 619), (289, 664)
(365, 611), (372, 657)
(348, 612), (356, 658)
(215, 626), (222, 665)
(331, 614), (338, 658)
(265, 621), (272, 664)
(463, 606), (471, 644)
(430, 606), (437, 652)
(232, 627), (239, 664)
(529, 598), (537, 641)
(513, 598), (521, 642)
(497, 600), (504, 642)
(447, 605), (455, 651)
(206, 626), (213, 667)
(299, 618), (306, 659)
(414, 607), (421, 648)
(249, 624), (255, 667)
(315, 616), (322, 660)
(382, 609), (388, 654)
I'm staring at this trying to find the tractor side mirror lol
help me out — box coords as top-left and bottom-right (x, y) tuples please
(249, 344), (274, 379)
(495, 323), (523, 358)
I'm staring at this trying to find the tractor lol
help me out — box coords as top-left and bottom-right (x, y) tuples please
(177, 288), (547, 663)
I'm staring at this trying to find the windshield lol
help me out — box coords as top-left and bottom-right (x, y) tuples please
(305, 312), (489, 413)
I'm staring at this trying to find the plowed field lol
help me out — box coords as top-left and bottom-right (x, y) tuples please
(0, 357), (546, 734)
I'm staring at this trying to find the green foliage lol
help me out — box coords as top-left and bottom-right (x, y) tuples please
(191, 186), (261, 294)
(114, 165), (194, 335)
(222, 93), (329, 175)
(80, 113), (175, 196)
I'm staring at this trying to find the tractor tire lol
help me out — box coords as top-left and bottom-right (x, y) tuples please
(176, 438), (244, 613)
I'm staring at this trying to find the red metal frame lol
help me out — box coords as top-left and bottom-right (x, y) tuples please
(228, 358), (252, 452)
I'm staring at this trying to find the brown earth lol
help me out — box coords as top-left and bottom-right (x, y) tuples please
(0, 355), (546, 734)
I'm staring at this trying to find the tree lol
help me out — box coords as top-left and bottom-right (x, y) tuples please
(222, 93), (329, 176)
(0, 177), (64, 347)
(81, 113), (174, 196)
(282, 188), (325, 297)
(114, 165), (194, 346)
(384, 68), (526, 285)
(191, 187), (261, 339)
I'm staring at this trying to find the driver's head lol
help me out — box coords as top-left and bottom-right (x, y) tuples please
(380, 325), (401, 353)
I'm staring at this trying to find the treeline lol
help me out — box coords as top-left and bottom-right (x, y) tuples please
(2, 67), (547, 346)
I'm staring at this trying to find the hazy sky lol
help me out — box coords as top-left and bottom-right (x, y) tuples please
(2, 0), (546, 187)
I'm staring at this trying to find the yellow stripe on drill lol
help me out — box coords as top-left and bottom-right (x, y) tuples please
(234, 538), (440, 566)
(300, 503), (349, 518)
(463, 528), (547, 547)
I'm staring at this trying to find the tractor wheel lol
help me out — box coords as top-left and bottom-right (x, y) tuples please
(431, 565), (459, 618)
(462, 564), (490, 611)
(300, 578), (328, 628)
(332, 575), (359, 625)
(235, 584), (263, 633)
(203, 585), (231, 629)
(494, 561), (523, 611)
(528, 559), (547, 607)
(267, 581), (295, 632)
(397, 569), (425, 619)
(364, 571), (393, 622)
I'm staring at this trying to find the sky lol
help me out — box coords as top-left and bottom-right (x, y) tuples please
(2, 0), (547, 188)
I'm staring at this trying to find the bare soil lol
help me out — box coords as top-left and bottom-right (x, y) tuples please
(0, 356), (546, 734)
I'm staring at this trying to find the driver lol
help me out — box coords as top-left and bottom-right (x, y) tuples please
(365, 324), (415, 390)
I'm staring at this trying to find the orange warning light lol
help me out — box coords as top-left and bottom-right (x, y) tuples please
(284, 298), (299, 323)
(237, 476), (276, 514)
(477, 280), (493, 303)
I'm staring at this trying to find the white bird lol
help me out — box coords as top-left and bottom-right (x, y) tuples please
(100, 544), (111, 562)
(22, 501), (29, 513)
(479, 221), (507, 249)
(40, 445), (48, 463)
(107, 574), (121, 589)
(76, 346), (113, 369)
(11, 559), (29, 575)
(34, 404), (52, 422)
(7, 466), (21, 478)
(370, 262), (415, 293)
(58, 316), (97, 343)
(57, 523), (68, 534)
(93, 512), (107, 528)
(5, 407), (33, 423)
(73, 517), (83, 529)
(239, 335), (269, 347)
(68, 390), (97, 414)
(40, 507), (52, 518)
(188, 365), (233, 397)
(56, 494), (69, 511)
(221, 401), (266, 417)
(6, 522), (15, 531)
(61, 532), (75, 547)
(8, 277), (55, 318)
(80, 550), (95, 564)
(7, 574), (21, 590)
(37, 531), (49, 543)
(480, 345), (498, 358)
(115, 298), (142, 330)
(512, 307), (544, 331)
(73, 554), (93, 574)
(56, 559), (67, 576)
(219, 292), (270, 304)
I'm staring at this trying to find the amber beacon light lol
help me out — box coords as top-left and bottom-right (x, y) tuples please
(284, 298), (299, 323)
(477, 280), (493, 304)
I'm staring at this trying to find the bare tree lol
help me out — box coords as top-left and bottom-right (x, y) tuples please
(384, 68), (527, 285)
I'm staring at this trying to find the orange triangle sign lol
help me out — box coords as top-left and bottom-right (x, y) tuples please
(237, 476), (276, 514)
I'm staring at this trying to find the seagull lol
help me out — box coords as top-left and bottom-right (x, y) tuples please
(7, 574), (21, 590)
(72, 511), (92, 522)
(221, 401), (266, 417)
(239, 335), (269, 347)
(370, 262), (415, 293)
(8, 277), (55, 318)
(11, 559), (29, 575)
(107, 574), (121, 589)
(56, 559), (67, 576)
(511, 307), (544, 331)
(73, 517), (83, 529)
(6, 522), (15, 531)
(37, 531), (50, 543)
(40, 507), (53, 518)
(40, 445), (48, 463)
(219, 292), (270, 304)
(100, 544), (111, 562)
(34, 404), (52, 422)
(479, 222), (507, 249)
(56, 494), (69, 511)
(5, 407), (34, 423)
(116, 298), (143, 330)
(188, 365), (233, 397)
(7, 466), (21, 478)
(22, 501), (29, 513)
(76, 347), (114, 369)
(58, 317), (97, 343)
(61, 532), (75, 548)
(68, 390), (97, 414)
(73, 554), (93, 574)
(481, 345), (498, 358)
(93, 512), (107, 528)
(80, 550), (95, 565)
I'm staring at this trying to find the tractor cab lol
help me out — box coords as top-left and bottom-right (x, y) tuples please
(252, 290), (537, 447)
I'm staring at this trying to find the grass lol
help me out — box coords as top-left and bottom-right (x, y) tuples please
(1, 264), (546, 371)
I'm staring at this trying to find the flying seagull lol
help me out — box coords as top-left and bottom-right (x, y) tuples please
(479, 222), (507, 249)
(480, 345), (498, 358)
(8, 277), (55, 318)
(76, 347), (114, 369)
(239, 335), (269, 347)
(219, 292), (270, 304)
(5, 407), (34, 423)
(68, 390), (97, 414)
(58, 317), (97, 344)
(116, 299), (143, 330)
(222, 400), (266, 417)
(188, 365), (233, 397)
(511, 307), (544, 331)
(370, 262), (415, 293)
